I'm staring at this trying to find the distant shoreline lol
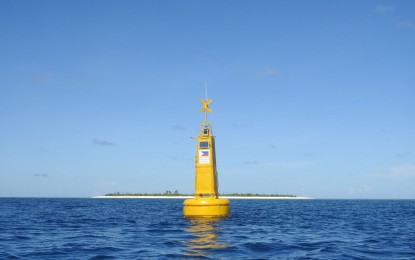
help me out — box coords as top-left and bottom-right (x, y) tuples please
(93, 196), (312, 200)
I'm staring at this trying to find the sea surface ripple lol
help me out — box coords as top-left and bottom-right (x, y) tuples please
(1, 198), (414, 259)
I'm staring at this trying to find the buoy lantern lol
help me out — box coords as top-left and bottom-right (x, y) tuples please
(183, 98), (230, 217)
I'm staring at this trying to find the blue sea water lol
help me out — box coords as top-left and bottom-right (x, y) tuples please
(0, 199), (414, 259)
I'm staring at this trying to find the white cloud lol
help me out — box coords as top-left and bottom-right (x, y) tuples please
(243, 161), (259, 165)
(257, 67), (282, 77)
(348, 185), (374, 195)
(31, 76), (52, 85)
(387, 165), (415, 179)
(397, 21), (415, 30)
(265, 160), (315, 169)
(374, 4), (395, 15)
(33, 173), (48, 178)
(93, 139), (115, 146)
(172, 124), (186, 131)
(372, 164), (415, 180)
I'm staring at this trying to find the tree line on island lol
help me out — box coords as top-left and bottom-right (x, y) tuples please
(105, 191), (296, 197)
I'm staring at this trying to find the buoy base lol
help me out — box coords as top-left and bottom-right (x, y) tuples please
(183, 198), (230, 217)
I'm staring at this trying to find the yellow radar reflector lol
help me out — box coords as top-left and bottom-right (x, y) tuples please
(200, 98), (213, 113)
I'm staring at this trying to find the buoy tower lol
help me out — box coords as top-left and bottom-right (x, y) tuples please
(183, 98), (230, 217)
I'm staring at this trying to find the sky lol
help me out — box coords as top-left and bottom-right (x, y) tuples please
(1, 0), (414, 198)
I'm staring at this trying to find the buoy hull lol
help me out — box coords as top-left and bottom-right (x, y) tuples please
(183, 198), (230, 217)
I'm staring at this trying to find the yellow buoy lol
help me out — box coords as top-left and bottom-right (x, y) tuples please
(183, 97), (230, 217)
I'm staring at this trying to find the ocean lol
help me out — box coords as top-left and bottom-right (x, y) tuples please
(0, 198), (414, 259)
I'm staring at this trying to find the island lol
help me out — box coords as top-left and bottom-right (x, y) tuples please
(93, 191), (312, 199)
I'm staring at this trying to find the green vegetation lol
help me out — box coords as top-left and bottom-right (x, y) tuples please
(221, 192), (296, 197)
(105, 191), (296, 197)
(105, 190), (184, 197)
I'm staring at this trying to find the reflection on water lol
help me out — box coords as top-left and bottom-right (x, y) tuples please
(183, 218), (229, 257)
